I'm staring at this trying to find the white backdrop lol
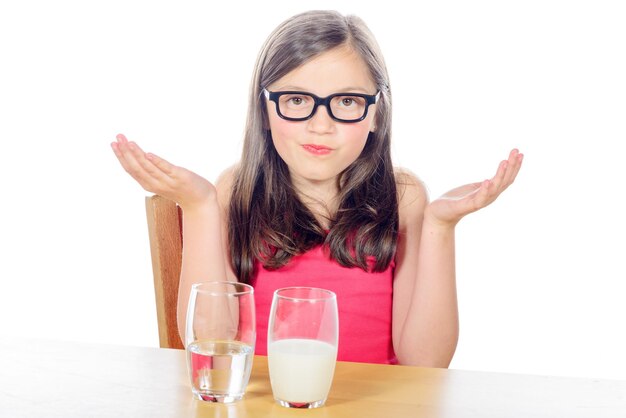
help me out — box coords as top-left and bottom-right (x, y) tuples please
(1, 1), (625, 380)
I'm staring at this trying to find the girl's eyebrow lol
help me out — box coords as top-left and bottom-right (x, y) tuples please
(274, 85), (372, 94)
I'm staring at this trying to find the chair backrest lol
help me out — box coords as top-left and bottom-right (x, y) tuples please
(145, 195), (184, 349)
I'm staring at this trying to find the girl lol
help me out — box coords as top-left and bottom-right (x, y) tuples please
(111, 10), (522, 367)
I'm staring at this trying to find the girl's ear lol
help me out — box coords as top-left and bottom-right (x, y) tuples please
(370, 118), (377, 133)
(260, 95), (271, 130)
(369, 108), (379, 133)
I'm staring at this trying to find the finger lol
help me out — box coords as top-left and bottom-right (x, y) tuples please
(111, 142), (136, 177)
(111, 141), (136, 174)
(145, 152), (176, 177)
(470, 179), (492, 212)
(501, 149), (521, 187)
(126, 141), (174, 183)
(116, 133), (129, 144)
(479, 178), (492, 200)
(110, 140), (122, 156)
(509, 152), (524, 183)
(488, 159), (508, 193)
(112, 135), (137, 163)
(507, 148), (519, 161)
(114, 141), (162, 188)
(491, 148), (522, 194)
(115, 134), (175, 177)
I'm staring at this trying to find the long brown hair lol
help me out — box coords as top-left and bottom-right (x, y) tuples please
(229, 10), (398, 283)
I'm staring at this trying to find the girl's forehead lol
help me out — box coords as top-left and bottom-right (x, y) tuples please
(269, 46), (376, 95)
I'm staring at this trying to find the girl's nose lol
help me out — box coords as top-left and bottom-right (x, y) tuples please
(307, 104), (335, 134)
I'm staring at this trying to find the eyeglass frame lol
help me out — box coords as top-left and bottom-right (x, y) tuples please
(262, 88), (380, 123)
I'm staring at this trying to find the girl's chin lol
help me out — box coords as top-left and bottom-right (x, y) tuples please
(288, 170), (342, 186)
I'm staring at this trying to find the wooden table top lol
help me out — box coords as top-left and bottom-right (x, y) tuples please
(1, 337), (624, 417)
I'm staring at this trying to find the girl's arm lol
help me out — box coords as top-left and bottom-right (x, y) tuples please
(392, 149), (523, 367)
(111, 134), (237, 343)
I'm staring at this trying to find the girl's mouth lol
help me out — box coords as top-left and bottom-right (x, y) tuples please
(302, 144), (332, 155)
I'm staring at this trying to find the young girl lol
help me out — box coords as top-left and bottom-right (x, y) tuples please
(111, 10), (522, 367)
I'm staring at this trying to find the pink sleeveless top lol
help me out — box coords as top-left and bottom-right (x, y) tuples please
(250, 245), (397, 364)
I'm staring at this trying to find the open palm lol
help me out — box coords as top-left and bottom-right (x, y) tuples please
(111, 134), (216, 210)
(427, 149), (523, 226)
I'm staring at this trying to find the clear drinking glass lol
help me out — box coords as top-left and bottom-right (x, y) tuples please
(185, 281), (255, 403)
(267, 287), (338, 408)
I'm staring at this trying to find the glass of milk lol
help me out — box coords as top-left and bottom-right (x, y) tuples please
(267, 287), (338, 408)
(185, 281), (256, 403)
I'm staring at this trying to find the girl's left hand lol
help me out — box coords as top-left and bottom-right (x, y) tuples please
(426, 149), (523, 227)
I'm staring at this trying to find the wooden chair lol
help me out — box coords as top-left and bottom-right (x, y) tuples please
(145, 195), (185, 349)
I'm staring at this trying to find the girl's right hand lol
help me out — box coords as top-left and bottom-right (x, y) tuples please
(111, 133), (216, 210)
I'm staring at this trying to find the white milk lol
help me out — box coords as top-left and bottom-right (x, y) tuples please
(267, 338), (337, 403)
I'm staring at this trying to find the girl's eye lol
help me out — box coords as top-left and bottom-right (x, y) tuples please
(336, 96), (366, 107)
(288, 96), (306, 105)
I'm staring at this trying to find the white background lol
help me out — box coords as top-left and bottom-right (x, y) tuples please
(1, 1), (624, 380)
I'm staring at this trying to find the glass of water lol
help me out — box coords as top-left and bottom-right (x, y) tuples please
(185, 281), (255, 403)
(267, 287), (338, 408)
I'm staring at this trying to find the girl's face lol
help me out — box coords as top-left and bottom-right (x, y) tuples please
(266, 45), (377, 193)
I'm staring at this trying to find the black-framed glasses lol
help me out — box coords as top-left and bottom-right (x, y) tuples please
(263, 89), (380, 123)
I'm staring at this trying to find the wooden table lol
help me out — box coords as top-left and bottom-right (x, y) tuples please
(1, 337), (624, 417)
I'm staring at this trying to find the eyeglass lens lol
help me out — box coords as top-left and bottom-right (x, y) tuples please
(278, 93), (369, 121)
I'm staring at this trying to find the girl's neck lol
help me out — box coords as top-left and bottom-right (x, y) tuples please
(290, 175), (340, 230)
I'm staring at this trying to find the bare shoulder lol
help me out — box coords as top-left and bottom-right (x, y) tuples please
(394, 167), (429, 228)
(215, 163), (240, 212)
